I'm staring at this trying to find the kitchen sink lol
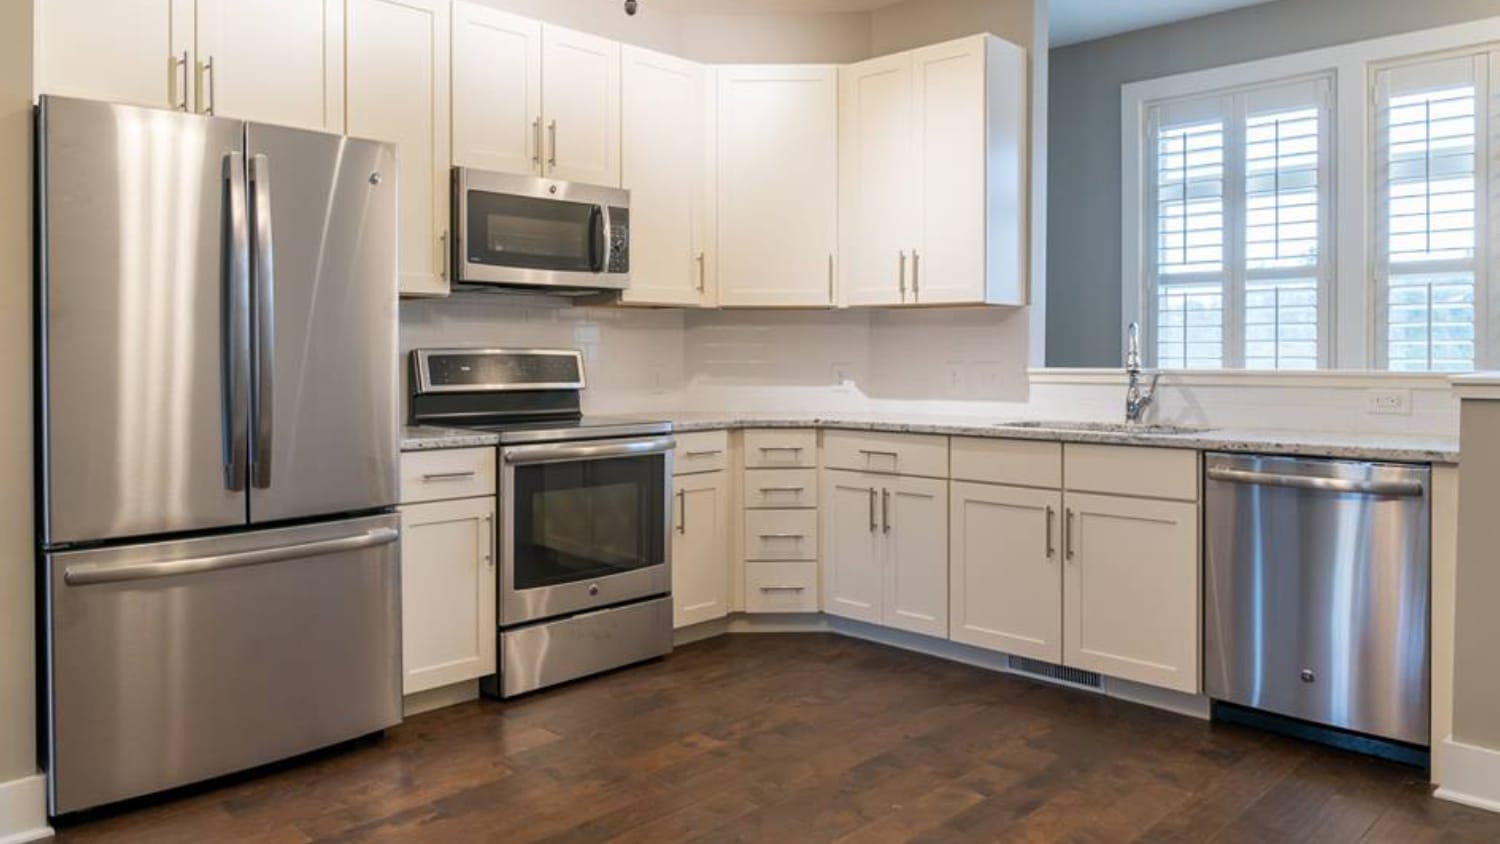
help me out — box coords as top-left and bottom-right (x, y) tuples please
(992, 420), (1214, 435)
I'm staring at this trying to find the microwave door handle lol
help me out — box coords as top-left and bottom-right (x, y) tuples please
(591, 205), (608, 273)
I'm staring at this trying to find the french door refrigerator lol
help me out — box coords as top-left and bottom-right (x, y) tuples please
(37, 96), (402, 816)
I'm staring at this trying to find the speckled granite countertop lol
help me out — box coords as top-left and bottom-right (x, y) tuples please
(403, 415), (1457, 464)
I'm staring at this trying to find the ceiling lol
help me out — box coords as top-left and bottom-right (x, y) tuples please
(1049, 0), (1280, 46)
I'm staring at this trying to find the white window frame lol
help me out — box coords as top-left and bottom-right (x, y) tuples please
(1122, 15), (1500, 370)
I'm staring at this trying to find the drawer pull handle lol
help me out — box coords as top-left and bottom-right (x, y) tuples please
(759, 446), (804, 453)
(685, 449), (723, 458)
(759, 486), (804, 494)
(422, 470), (478, 482)
(859, 449), (899, 459)
(759, 585), (806, 592)
(759, 533), (805, 540)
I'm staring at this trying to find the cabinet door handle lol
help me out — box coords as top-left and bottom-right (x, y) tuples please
(422, 470), (477, 482)
(439, 229), (449, 281)
(170, 50), (190, 111)
(198, 55), (216, 114)
(828, 253), (835, 303)
(899, 250), (907, 299)
(676, 489), (686, 534)
(696, 251), (706, 292)
(1045, 506), (1055, 559)
(868, 487), (877, 532)
(912, 250), (920, 300)
(532, 117), (542, 169)
(547, 119), (558, 170)
(881, 488), (891, 534)
(1065, 508), (1075, 561)
(484, 513), (495, 568)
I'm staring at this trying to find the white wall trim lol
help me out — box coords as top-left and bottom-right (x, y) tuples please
(1120, 14), (1500, 371)
(1435, 738), (1500, 814)
(0, 773), (51, 844)
(1030, 366), (1454, 389)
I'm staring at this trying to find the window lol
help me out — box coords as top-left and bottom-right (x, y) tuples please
(1146, 79), (1331, 370)
(1374, 55), (1487, 372)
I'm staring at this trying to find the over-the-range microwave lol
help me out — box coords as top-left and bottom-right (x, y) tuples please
(452, 167), (630, 293)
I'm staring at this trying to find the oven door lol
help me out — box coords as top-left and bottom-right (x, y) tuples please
(500, 435), (674, 625)
(455, 169), (628, 290)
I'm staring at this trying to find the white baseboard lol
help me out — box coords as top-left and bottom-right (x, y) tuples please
(0, 773), (51, 844)
(1434, 738), (1500, 814)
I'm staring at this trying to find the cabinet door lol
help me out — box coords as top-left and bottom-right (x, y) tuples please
(346, 0), (451, 297)
(1063, 492), (1200, 693)
(541, 25), (620, 186)
(822, 469), (883, 624)
(621, 46), (707, 307)
(949, 481), (1062, 661)
(399, 497), (496, 695)
(195, 0), (342, 130)
(838, 52), (915, 307)
(672, 472), (729, 629)
(910, 37), (987, 305)
(716, 66), (837, 308)
(451, 1), (541, 174)
(883, 476), (948, 637)
(35, 0), (189, 110)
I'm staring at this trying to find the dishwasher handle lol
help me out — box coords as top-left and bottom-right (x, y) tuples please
(1207, 466), (1424, 498)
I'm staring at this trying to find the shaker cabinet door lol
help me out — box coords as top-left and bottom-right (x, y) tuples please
(400, 497), (497, 695)
(451, 1), (542, 174)
(672, 471), (730, 628)
(541, 25), (621, 186)
(949, 482), (1062, 662)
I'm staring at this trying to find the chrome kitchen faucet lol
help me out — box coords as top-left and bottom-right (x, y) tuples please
(1124, 322), (1160, 424)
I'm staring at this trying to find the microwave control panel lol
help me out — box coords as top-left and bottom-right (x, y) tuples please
(607, 207), (630, 274)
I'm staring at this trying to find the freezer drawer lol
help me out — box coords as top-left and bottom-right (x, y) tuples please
(44, 513), (402, 815)
(1204, 453), (1430, 746)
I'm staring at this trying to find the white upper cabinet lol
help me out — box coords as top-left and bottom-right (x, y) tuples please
(621, 47), (710, 307)
(35, 0), (189, 109)
(716, 65), (838, 308)
(839, 52), (916, 307)
(541, 26), (621, 186)
(838, 35), (1027, 307)
(451, 2), (542, 174)
(194, 0), (343, 130)
(35, 0), (342, 130)
(346, 0), (451, 297)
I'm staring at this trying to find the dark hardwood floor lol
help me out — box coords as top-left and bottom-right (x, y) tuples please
(53, 633), (1500, 843)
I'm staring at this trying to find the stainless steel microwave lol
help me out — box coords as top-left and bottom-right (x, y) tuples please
(452, 168), (630, 292)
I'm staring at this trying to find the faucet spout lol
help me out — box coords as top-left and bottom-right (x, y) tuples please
(1124, 322), (1158, 424)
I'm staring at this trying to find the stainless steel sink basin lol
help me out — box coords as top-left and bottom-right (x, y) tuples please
(992, 420), (1213, 436)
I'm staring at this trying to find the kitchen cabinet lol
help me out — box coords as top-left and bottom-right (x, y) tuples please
(837, 34), (1027, 307)
(949, 481), (1062, 662)
(399, 495), (496, 695)
(672, 470), (730, 629)
(743, 429), (822, 613)
(1062, 492), (1200, 694)
(35, 0), (342, 130)
(823, 467), (947, 636)
(451, 6), (618, 186)
(346, 0), (450, 297)
(716, 65), (838, 308)
(621, 47), (711, 307)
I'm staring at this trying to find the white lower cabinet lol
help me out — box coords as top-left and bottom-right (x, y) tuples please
(672, 470), (730, 628)
(823, 468), (948, 635)
(1062, 492), (1200, 694)
(949, 481), (1062, 662)
(398, 495), (496, 695)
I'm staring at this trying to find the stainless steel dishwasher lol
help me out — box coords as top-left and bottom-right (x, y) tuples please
(1204, 453), (1430, 747)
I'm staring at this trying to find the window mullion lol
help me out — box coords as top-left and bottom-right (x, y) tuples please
(1226, 95), (1248, 368)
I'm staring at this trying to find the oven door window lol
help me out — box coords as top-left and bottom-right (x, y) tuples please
(466, 190), (601, 273)
(512, 454), (665, 590)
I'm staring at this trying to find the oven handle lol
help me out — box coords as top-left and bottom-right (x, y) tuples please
(503, 435), (677, 466)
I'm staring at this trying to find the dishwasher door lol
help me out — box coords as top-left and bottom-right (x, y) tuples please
(1204, 453), (1430, 746)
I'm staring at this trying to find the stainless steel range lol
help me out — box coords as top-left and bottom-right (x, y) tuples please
(410, 349), (674, 697)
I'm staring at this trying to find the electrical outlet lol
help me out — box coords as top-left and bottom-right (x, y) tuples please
(1366, 388), (1411, 415)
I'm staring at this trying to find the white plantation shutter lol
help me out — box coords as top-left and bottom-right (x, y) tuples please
(1375, 54), (1488, 372)
(1146, 79), (1329, 369)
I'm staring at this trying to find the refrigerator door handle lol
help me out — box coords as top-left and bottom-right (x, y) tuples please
(223, 152), (250, 492)
(62, 527), (400, 587)
(249, 153), (276, 490)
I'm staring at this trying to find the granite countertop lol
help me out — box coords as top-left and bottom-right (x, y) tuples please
(403, 415), (1458, 464)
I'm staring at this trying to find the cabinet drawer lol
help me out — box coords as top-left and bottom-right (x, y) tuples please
(743, 468), (819, 509)
(674, 430), (729, 475)
(744, 509), (819, 561)
(823, 430), (948, 478)
(744, 429), (817, 468)
(400, 448), (496, 503)
(951, 437), (1062, 488)
(744, 562), (819, 613)
(1064, 444), (1198, 501)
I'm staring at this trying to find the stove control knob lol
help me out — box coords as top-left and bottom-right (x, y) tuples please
(588, 584), (600, 596)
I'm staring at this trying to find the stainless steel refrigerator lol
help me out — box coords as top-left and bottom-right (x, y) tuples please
(37, 96), (402, 816)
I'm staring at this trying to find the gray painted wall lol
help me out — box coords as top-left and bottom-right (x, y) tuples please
(1045, 0), (1499, 367)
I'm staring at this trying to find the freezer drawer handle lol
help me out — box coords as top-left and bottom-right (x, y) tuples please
(62, 527), (400, 587)
(1207, 466), (1424, 498)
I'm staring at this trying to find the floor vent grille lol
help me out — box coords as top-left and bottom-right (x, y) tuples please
(1006, 655), (1103, 689)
